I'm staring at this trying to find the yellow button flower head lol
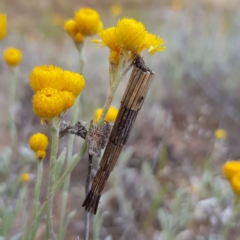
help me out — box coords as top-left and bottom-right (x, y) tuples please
(32, 88), (67, 120)
(3, 47), (22, 67)
(115, 18), (146, 54)
(0, 13), (7, 40)
(62, 70), (85, 97)
(29, 132), (48, 152)
(95, 106), (118, 123)
(29, 132), (48, 160)
(222, 161), (240, 180)
(230, 173), (240, 196)
(64, 19), (84, 44)
(144, 33), (166, 55)
(19, 173), (30, 183)
(110, 4), (122, 16)
(214, 129), (227, 140)
(74, 8), (102, 36)
(29, 65), (64, 93)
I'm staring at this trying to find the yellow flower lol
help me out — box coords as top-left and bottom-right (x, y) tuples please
(230, 173), (240, 196)
(35, 150), (46, 160)
(19, 173), (30, 183)
(222, 161), (240, 180)
(144, 33), (166, 55)
(52, 13), (64, 26)
(109, 50), (120, 65)
(171, 0), (182, 10)
(32, 88), (68, 120)
(29, 132), (48, 152)
(110, 4), (122, 16)
(95, 106), (118, 123)
(115, 18), (146, 54)
(64, 19), (84, 44)
(74, 8), (102, 36)
(0, 13), (7, 40)
(61, 91), (75, 109)
(214, 129), (227, 139)
(94, 27), (120, 52)
(3, 47), (22, 67)
(62, 71), (85, 97)
(29, 65), (64, 93)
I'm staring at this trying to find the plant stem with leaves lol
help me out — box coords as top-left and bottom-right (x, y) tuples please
(45, 118), (60, 240)
(8, 68), (17, 148)
(58, 44), (84, 240)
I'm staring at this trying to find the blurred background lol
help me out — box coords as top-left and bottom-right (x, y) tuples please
(1, 0), (240, 239)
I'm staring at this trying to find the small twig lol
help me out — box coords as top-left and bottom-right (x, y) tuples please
(84, 154), (93, 240)
(59, 120), (87, 139)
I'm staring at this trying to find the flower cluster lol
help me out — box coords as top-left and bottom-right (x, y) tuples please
(93, 18), (165, 64)
(0, 13), (6, 40)
(95, 106), (118, 123)
(29, 65), (85, 121)
(64, 8), (102, 44)
(222, 161), (240, 196)
(29, 133), (49, 160)
(3, 47), (22, 67)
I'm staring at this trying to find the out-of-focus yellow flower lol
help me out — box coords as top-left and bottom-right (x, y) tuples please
(20, 173), (30, 183)
(29, 132), (48, 152)
(62, 71), (85, 97)
(29, 65), (64, 93)
(3, 47), (22, 67)
(115, 18), (146, 54)
(144, 33), (166, 55)
(214, 129), (227, 139)
(222, 161), (240, 180)
(64, 19), (84, 44)
(0, 13), (7, 40)
(95, 106), (118, 123)
(74, 8), (102, 36)
(32, 88), (69, 120)
(230, 173), (240, 196)
(171, 0), (182, 10)
(110, 4), (122, 16)
(52, 14), (64, 26)
(29, 132), (48, 160)
(35, 150), (46, 160)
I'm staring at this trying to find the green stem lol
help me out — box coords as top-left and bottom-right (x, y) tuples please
(8, 67), (17, 148)
(97, 55), (124, 126)
(33, 161), (43, 219)
(46, 118), (59, 240)
(57, 44), (84, 240)
(220, 196), (240, 240)
(28, 141), (87, 240)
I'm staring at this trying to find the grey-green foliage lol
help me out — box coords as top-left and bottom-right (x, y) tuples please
(157, 189), (192, 240)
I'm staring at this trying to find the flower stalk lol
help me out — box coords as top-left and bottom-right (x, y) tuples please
(97, 53), (125, 126)
(46, 117), (60, 240)
(8, 68), (17, 148)
(33, 161), (43, 219)
(28, 141), (87, 240)
(58, 45), (84, 240)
